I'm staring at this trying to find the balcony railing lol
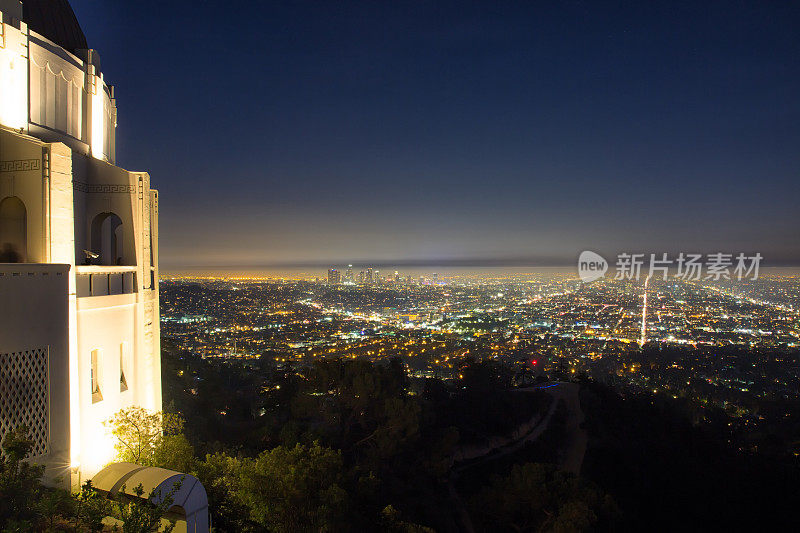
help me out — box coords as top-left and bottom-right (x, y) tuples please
(75, 266), (137, 297)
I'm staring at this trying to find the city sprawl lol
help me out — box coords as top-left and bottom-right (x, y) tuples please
(161, 271), (800, 457)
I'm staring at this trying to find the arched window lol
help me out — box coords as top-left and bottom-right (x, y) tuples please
(90, 212), (124, 265)
(0, 196), (27, 263)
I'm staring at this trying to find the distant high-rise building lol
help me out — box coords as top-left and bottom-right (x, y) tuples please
(345, 264), (354, 283)
(366, 267), (374, 284)
(394, 270), (400, 282)
(328, 268), (341, 284)
(433, 273), (438, 284)
(358, 270), (365, 284)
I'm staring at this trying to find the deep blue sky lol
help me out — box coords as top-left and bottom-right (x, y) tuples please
(69, 1), (799, 269)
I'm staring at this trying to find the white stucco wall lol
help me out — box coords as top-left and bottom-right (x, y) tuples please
(0, 263), (71, 488)
(1, 118), (161, 484)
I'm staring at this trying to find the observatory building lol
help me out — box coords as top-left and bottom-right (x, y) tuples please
(0, 0), (161, 485)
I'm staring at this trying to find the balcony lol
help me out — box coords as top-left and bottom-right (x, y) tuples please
(0, 264), (71, 307)
(75, 266), (137, 297)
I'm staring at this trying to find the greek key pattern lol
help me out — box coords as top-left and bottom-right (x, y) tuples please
(73, 181), (135, 193)
(0, 159), (41, 173)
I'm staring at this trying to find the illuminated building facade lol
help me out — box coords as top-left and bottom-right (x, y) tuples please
(0, 0), (160, 486)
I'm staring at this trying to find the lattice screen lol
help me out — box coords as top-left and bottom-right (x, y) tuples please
(0, 348), (50, 458)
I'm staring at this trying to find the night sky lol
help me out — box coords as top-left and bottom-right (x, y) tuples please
(69, 1), (799, 270)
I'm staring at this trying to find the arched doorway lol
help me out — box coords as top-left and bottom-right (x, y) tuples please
(0, 196), (27, 262)
(90, 212), (124, 265)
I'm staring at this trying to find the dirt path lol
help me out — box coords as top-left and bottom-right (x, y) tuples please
(547, 382), (588, 474)
(447, 382), (589, 531)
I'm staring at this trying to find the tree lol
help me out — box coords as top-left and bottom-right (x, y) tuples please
(152, 433), (195, 474)
(236, 442), (348, 533)
(469, 463), (618, 532)
(0, 426), (45, 530)
(35, 488), (72, 531)
(291, 358), (421, 457)
(460, 359), (512, 394)
(194, 453), (255, 532)
(107, 407), (194, 472)
(0, 427), (186, 532)
(352, 396), (421, 466)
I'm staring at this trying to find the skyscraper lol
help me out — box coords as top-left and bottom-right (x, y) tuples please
(0, 0), (160, 485)
(328, 268), (341, 284)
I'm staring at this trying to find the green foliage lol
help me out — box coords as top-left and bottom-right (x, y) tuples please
(381, 505), (437, 532)
(36, 488), (72, 531)
(470, 463), (618, 532)
(0, 427), (37, 463)
(73, 480), (113, 532)
(194, 443), (351, 532)
(460, 359), (513, 394)
(193, 453), (253, 532)
(107, 407), (194, 471)
(0, 427), (109, 532)
(1, 518), (35, 533)
(290, 358), (423, 466)
(419, 425), (459, 479)
(441, 360), (550, 443)
(237, 442), (348, 533)
(152, 434), (195, 474)
(0, 426), (191, 532)
(112, 480), (181, 533)
(161, 350), (616, 531)
(352, 396), (421, 465)
(0, 426), (46, 530)
(161, 343), (271, 455)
